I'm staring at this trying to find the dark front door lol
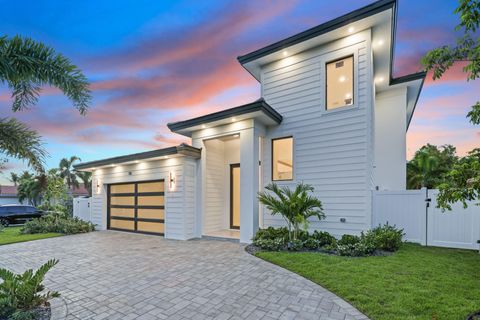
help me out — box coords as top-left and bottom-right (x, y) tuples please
(230, 164), (240, 229)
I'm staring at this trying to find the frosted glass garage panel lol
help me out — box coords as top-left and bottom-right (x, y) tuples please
(110, 207), (134, 218)
(138, 196), (164, 206)
(110, 184), (134, 194)
(137, 221), (164, 233)
(137, 208), (164, 220)
(110, 196), (134, 206)
(138, 181), (164, 193)
(110, 219), (134, 230)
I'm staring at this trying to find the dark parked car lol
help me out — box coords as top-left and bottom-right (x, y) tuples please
(0, 205), (44, 226)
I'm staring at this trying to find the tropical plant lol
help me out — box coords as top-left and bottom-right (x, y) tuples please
(258, 183), (325, 241)
(0, 259), (60, 320)
(16, 173), (46, 206)
(76, 171), (92, 196)
(9, 172), (19, 186)
(21, 211), (94, 235)
(59, 156), (81, 189)
(0, 35), (91, 172)
(0, 118), (46, 172)
(43, 169), (69, 206)
(362, 224), (404, 252)
(407, 144), (458, 189)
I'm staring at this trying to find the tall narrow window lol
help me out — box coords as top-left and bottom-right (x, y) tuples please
(272, 137), (293, 181)
(326, 55), (354, 110)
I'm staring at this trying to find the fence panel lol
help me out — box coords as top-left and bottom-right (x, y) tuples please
(428, 190), (480, 250)
(372, 189), (427, 245)
(73, 197), (91, 222)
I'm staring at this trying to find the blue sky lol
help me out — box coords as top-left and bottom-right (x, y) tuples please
(0, 0), (478, 184)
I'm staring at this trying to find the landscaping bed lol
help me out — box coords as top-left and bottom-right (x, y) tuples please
(256, 243), (480, 320)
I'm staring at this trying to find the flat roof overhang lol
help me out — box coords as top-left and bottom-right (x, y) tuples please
(167, 99), (282, 137)
(73, 144), (201, 171)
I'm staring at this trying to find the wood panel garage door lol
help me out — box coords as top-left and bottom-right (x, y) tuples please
(108, 180), (165, 236)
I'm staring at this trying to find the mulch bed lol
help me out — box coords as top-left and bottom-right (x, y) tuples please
(245, 243), (394, 257)
(0, 304), (51, 320)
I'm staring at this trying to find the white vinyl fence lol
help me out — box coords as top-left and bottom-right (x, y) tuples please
(373, 189), (480, 250)
(73, 197), (91, 222)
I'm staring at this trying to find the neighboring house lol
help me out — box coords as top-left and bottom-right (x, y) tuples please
(0, 186), (22, 206)
(74, 0), (425, 243)
(70, 186), (90, 198)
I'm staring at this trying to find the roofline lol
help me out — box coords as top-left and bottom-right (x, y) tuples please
(237, 0), (396, 65)
(73, 144), (201, 170)
(167, 99), (282, 133)
(405, 73), (427, 131)
(390, 71), (426, 86)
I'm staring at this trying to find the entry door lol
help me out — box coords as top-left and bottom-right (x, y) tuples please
(108, 180), (165, 236)
(230, 164), (240, 229)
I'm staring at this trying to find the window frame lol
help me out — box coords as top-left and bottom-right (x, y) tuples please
(271, 136), (294, 182)
(325, 54), (355, 111)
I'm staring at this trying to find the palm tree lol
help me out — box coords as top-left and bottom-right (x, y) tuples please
(9, 172), (19, 186)
(17, 173), (45, 206)
(76, 171), (92, 196)
(0, 35), (91, 172)
(258, 183), (325, 241)
(59, 156), (81, 189)
(407, 150), (440, 189)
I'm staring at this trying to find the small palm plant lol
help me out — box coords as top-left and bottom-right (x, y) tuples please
(258, 183), (325, 242)
(0, 259), (60, 319)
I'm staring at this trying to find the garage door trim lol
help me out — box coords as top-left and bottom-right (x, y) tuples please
(107, 179), (165, 236)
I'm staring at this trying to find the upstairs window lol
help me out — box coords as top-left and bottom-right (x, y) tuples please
(272, 137), (293, 181)
(326, 56), (354, 110)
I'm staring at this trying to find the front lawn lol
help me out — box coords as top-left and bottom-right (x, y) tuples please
(0, 226), (62, 246)
(257, 243), (480, 320)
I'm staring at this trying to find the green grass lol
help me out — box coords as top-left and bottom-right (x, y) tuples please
(0, 226), (62, 246)
(257, 243), (480, 320)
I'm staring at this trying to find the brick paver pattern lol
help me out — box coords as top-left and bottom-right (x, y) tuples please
(0, 231), (369, 320)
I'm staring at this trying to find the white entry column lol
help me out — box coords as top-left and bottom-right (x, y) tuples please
(239, 124), (260, 243)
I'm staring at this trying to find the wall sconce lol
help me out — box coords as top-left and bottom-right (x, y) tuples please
(169, 172), (176, 191)
(96, 178), (101, 195)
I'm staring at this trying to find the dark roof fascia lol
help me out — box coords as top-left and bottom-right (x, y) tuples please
(167, 99), (282, 133)
(237, 0), (396, 65)
(73, 144), (201, 170)
(389, 71), (426, 86)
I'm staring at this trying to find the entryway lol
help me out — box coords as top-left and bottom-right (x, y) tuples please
(107, 180), (165, 236)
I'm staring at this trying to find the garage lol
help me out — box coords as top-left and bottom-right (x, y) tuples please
(107, 180), (165, 236)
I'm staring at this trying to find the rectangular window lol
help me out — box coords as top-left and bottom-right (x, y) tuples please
(272, 137), (293, 181)
(326, 55), (354, 110)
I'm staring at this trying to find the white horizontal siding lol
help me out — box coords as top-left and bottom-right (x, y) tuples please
(261, 30), (373, 237)
(203, 139), (225, 233)
(90, 157), (197, 240)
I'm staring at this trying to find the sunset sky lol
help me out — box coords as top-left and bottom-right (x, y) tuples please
(0, 0), (478, 184)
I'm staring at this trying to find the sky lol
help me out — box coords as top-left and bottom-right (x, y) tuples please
(0, 0), (478, 184)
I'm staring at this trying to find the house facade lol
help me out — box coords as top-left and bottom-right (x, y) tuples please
(74, 0), (425, 243)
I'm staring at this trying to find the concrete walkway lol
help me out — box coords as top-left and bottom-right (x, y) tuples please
(0, 231), (368, 320)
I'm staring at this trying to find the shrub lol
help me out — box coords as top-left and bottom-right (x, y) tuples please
(0, 259), (60, 320)
(338, 234), (360, 246)
(362, 224), (404, 252)
(253, 238), (285, 251)
(312, 230), (337, 247)
(253, 227), (289, 243)
(288, 239), (304, 251)
(337, 241), (375, 257)
(21, 212), (95, 235)
(303, 238), (319, 250)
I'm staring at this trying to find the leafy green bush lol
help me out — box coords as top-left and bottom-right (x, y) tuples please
(337, 241), (375, 257)
(312, 230), (337, 247)
(288, 239), (304, 251)
(21, 212), (94, 235)
(362, 224), (404, 252)
(253, 238), (285, 251)
(0, 259), (60, 320)
(303, 238), (319, 250)
(338, 234), (360, 246)
(253, 227), (289, 243)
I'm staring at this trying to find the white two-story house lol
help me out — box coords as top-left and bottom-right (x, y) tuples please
(75, 0), (425, 243)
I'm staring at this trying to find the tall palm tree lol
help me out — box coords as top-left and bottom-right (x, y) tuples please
(9, 172), (19, 186)
(59, 156), (81, 189)
(0, 35), (91, 172)
(76, 171), (92, 196)
(407, 150), (440, 189)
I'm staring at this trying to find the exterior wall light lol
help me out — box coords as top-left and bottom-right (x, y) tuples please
(95, 178), (101, 195)
(169, 171), (176, 191)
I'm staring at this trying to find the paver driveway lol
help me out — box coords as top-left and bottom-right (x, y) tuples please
(0, 231), (368, 320)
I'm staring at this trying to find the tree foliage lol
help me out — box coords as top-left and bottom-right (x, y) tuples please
(407, 144), (458, 189)
(76, 171), (92, 196)
(258, 183), (325, 241)
(421, 0), (480, 125)
(17, 172), (46, 206)
(59, 156), (81, 189)
(0, 35), (91, 172)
